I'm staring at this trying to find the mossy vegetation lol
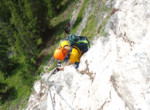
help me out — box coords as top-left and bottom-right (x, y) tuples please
(71, 0), (90, 34)
(81, 0), (113, 39)
(81, 15), (98, 41)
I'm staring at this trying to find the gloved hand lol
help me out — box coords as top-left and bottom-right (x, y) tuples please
(56, 68), (60, 71)
(53, 67), (60, 74)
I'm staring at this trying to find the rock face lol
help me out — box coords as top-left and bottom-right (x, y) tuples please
(26, 0), (150, 110)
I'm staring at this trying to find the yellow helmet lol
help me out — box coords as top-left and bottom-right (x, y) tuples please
(61, 40), (69, 47)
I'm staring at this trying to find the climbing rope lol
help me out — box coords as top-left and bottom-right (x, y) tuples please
(46, 72), (74, 110)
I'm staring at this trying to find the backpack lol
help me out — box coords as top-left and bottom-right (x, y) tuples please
(67, 34), (90, 54)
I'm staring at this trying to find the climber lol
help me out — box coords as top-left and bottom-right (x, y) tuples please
(64, 22), (71, 34)
(53, 34), (90, 72)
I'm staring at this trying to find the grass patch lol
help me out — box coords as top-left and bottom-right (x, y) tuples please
(0, 70), (31, 110)
(81, 15), (98, 41)
(71, 0), (90, 34)
(48, 60), (58, 72)
(98, 3), (112, 37)
(98, 14), (111, 37)
(91, 0), (112, 37)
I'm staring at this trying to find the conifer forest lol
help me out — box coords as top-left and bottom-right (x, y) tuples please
(0, 0), (74, 108)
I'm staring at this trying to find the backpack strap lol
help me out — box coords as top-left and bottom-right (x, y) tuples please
(64, 45), (81, 61)
(68, 44), (72, 57)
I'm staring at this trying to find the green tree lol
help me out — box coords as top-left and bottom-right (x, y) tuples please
(0, 0), (11, 22)
(7, 0), (42, 64)
(0, 22), (15, 77)
(3, 0), (52, 80)
(44, 0), (54, 18)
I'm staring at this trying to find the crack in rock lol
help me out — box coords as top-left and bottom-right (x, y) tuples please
(79, 60), (95, 82)
(99, 88), (112, 110)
